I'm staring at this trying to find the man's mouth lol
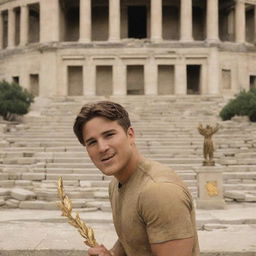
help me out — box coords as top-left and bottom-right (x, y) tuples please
(101, 154), (115, 162)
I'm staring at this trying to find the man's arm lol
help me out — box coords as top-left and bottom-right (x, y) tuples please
(151, 237), (194, 256)
(111, 239), (127, 256)
(87, 239), (126, 256)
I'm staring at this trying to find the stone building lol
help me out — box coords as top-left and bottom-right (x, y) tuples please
(0, 0), (256, 97)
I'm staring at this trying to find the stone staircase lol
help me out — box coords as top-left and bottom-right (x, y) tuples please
(0, 95), (256, 210)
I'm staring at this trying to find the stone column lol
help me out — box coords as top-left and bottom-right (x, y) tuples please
(180, 0), (193, 41)
(175, 57), (187, 95)
(208, 48), (220, 94)
(207, 0), (219, 42)
(145, 57), (157, 95)
(109, 0), (120, 42)
(83, 59), (96, 95)
(235, 0), (245, 43)
(8, 8), (15, 48)
(20, 5), (29, 46)
(151, 0), (162, 41)
(0, 11), (3, 49)
(40, 0), (60, 42)
(113, 59), (126, 95)
(40, 52), (58, 97)
(80, 0), (91, 42)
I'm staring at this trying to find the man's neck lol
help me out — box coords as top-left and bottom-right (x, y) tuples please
(115, 150), (144, 185)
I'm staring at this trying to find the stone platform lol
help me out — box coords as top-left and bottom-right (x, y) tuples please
(0, 203), (255, 256)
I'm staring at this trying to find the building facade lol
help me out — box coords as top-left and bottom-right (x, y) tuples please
(0, 0), (256, 97)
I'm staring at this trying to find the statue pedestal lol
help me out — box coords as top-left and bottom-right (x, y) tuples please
(194, 166), (226, 209)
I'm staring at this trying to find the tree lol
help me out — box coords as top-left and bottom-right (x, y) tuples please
(219, 88), (256, 122)
(0, 80), (34, 121)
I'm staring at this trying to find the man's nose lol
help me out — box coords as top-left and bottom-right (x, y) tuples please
(98, 140), (109, 153)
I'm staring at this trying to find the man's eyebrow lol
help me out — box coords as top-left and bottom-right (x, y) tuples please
(102, 129), (116, 135)
(84, 129), (117, 145)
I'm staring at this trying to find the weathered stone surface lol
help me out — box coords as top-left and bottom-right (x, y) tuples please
(203, 223), (229, 231)
(245, 194), (256, 202)
(94, 192), (109, 199)
(11, 188), (36, 201)
(0, 180), (15, 187)
(224, 191), (246, 201)
(80, 181), (92, 187)
(0, 199), (5, 206)
(19, 200), (47, 209)
(15, 180), (33, 186)
(22, 173), (46, 181)
(0, 188), (10, 196)
(0, 173), (8, 180)
(5, 199), (20, 208)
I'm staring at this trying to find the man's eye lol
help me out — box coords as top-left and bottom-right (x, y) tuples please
(106, 133), (115, 137)
(87, 141), (96, 146)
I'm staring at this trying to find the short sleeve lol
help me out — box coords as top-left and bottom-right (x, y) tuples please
(137, 182), (194, 244)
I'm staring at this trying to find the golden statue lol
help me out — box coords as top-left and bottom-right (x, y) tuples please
(198, 123), (220, 166)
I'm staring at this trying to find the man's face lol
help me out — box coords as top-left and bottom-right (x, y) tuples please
(83, 117), (135, 178)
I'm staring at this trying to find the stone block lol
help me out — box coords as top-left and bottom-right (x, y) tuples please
(0, 199), (5, 206)
(3, 167), (29, 173)
(15, 180), (33, 186)
(194, 166), (225, 209)
(22, 173), (46, 181)
(3, 159), (18, 164)
(0, 188), (10, 196)
(6, 199), (19, 208)
(245, 194), (256, 202)
(100, 202), (112, 212)
(11, 188), (36, 201)
(43, 201), (59, 210)
(19, 200), (46, 209)
(17, 158), (36, 164)
(0, 173), (8, 180)
(0, 140), (9, 147)
(0, 180), (15, 187)
(203, 223), (228, 231)
(94, 191), (109, 199)
(224, 191), (246, 200)
(80, 181), (92, 187)
(9, 173), (22, 180)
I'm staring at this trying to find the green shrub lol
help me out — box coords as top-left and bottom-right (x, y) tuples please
(219, 88), (256, 122)
(0, 80), (34, 121)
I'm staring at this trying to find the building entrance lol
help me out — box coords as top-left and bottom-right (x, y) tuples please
(250, 75), (256, 89)
(67, 66), (83, 96)
(128, 6), (147, 38)
(127, 65), (144, 95)
(187, 65), (201, 94)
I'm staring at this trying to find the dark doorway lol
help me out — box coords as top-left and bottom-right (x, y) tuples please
(68, 66), (83, 96)
(30, 74), (39, 96)
(12, 76), (19, 84)
(128, 6), (147, 38)
(127, 65), (144, 95)
(250, 75), (256, 89)
(187, 65), (201, 94)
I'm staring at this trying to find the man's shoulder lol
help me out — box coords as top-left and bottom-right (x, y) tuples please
(141, 158), (183, 185)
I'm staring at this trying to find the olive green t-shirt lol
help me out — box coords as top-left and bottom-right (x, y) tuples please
(109, 159), (200, 256)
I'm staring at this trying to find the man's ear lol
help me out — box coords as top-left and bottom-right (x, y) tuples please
(127, 127), (135, 140)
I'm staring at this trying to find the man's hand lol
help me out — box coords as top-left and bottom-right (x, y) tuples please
(88, 244), (114, 256)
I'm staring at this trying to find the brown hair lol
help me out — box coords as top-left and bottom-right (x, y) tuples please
(73, 101), (131, 145)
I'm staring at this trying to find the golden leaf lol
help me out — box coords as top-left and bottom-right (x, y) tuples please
(57, 177), (98, 248)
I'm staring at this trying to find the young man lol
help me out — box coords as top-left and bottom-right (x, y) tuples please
(73, 101), (200, 256)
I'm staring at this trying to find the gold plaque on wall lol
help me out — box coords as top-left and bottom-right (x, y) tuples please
(205, 181), (218, 196)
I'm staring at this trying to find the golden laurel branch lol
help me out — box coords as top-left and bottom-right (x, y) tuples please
(57, 177), (98, 247)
